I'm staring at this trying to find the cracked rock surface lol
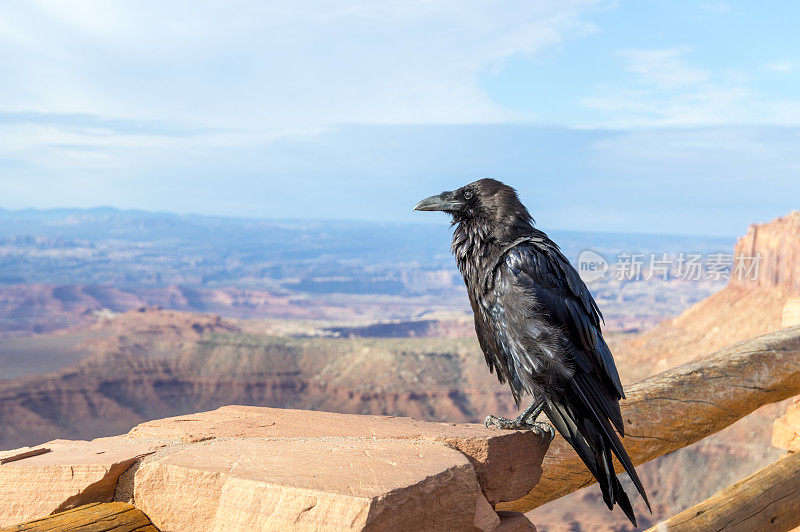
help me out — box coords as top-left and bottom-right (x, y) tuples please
(1, 406), (547, 531)
(0, 437), (159, 526)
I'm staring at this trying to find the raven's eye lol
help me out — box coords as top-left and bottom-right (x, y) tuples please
(464, 191), (473, 200)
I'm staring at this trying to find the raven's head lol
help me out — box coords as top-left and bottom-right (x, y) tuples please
(414, 178), (533, 231)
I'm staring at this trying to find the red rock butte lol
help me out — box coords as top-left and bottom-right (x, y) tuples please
(731, 210), (800, 295)
(619, 210), (800, 379)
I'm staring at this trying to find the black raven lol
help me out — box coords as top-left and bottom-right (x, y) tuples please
(414, 178), (649, 525)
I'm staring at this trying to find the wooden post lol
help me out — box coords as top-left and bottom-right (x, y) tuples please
(497, 326), (800, 513)
(648, 451), (800, 531)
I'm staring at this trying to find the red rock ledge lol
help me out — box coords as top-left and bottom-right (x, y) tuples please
(0, 406), (548, 531)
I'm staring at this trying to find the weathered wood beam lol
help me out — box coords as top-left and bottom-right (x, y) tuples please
(648, 450), (800, 531)
(497, 325), (800, 513)
(0, 502), (157, 532)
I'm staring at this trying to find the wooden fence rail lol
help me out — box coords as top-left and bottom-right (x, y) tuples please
(648, 450), (800, 532)
(497, 326), (800, 513)
(0, 502), (157, 532)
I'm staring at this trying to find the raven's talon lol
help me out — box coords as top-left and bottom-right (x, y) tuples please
(530, 421), (556, 443)
(484, 414), (533, 430)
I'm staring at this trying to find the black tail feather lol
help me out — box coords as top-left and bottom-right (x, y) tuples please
(572, 379), (651, 512)
(543, 385), (650, 526)
(580, 371), (625, 435)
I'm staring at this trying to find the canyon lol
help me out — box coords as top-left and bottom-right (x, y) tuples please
(1, 210), (798, 530)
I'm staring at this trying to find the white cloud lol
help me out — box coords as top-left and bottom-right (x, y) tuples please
(0, 0), (606, 180)
(699, 2), (731, 15)
(0, 1), (599, 135)
(618, 47), (710, 89)
(581, 47), (800, 127)
(765, 61), (797, 73)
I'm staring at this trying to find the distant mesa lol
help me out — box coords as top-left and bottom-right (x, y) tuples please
(0, 306), (517, 451)
(326, 314), (475, 338)
(136, 305), (163, 312)
(731, 210), (800, 294)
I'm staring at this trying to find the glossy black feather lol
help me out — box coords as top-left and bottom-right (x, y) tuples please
(438, 178), (648, 524)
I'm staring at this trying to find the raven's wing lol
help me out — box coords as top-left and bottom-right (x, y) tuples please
(471, 236), (625, 410)
(506, 239), (624, 396)
(467, 291), (523, 403)
(479, 237), (650, 520)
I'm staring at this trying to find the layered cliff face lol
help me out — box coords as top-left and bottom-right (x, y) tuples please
(0, 307), (517, 450)
(619, 212), (800, 382)
(731, 210), (800, 295)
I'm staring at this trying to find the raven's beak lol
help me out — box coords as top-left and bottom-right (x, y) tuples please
(413, 191), (462, 212)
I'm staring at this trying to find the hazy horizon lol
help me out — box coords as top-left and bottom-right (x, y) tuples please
(0, 203), (750, 239)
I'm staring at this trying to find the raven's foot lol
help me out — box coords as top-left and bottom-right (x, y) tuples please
(484, 414), (555, 442)
(529, 421), (556, 443)
(484, 414), (531, 430)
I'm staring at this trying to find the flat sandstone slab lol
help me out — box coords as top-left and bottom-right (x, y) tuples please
(1, 406), (544, 530)
(0, 438), (160, 527)
(132, 437), (483, 531)
(128, 405), (548, 504)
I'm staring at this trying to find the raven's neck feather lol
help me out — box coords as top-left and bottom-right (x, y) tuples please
(452, 216), (538, 291)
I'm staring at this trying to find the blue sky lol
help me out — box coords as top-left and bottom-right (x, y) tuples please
(1, 1), (799, 236)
